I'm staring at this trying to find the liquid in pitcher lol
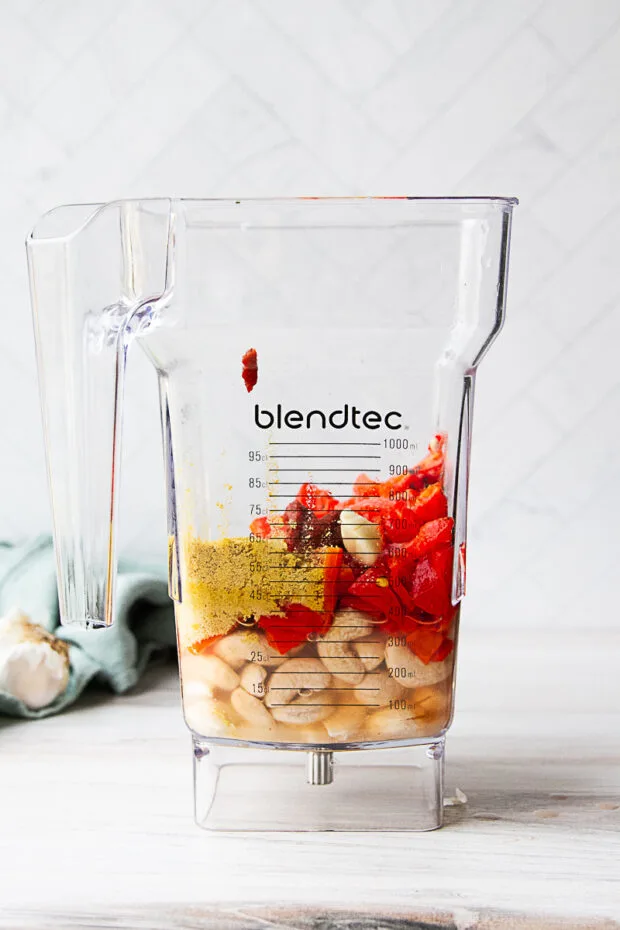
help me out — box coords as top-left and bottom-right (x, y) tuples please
(176, 434), (457, 745)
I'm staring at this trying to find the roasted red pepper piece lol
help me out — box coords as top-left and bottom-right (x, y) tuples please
(321, 548), (343, 620)
(407, 628), (454, 664)
(430, 637), (454, 662)
(297, 482), (338, 518)
(340, 563), (403, 621)
(339, 495), (391, 523)
(241, 347), (258, 392)
(410, 545), (454, 617)
(259, 605), (330, 654)
(353, 474), (381, 498)
(377, 471), (418, 499)
(382, 611), (421, 637)
(381, 500), (420, 544)
(389, 517), (453, 566)
(409, 483), (448, 524)
(335, 563), (356, 598)
(188, 634), (222, 655)
(376, 435), (447, 498)
(249, 516), (271, 539)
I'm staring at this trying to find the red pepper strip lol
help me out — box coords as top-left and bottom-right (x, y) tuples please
(259, 604), (330, 655)
(410, 546), (454, 617)
(188, 634), (222, 655)
(249, 516), (271, 539)
(297, 482), (338, 518)
(241, 347), (258, 393)
(389, 517), (454, 566)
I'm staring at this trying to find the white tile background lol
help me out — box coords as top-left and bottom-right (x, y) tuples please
(1, 0), (618, 631)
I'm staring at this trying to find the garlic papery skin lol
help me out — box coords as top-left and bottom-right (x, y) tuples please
(0, 609), (70, 710)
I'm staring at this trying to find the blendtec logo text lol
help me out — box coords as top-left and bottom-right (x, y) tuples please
(254, 404), (402, 430)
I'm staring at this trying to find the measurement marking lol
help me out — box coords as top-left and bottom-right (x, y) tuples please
(269, 703), (379, 707)
(270, 455), (381, 459)
(270, 670), (381, 675)
(269, 442), (382, 446)
(268, 482), (379, 486)
(267, 654), (381, 660)
(269, 686), (378, 691)
(266, 639), (386, 640)
(269, 469), (381, 473)
(268, 493), (364, 497)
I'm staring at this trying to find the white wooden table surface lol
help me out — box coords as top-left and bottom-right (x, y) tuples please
(1, 628), (619, 928)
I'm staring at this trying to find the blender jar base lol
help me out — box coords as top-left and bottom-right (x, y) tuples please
(193, 737), (445, 831)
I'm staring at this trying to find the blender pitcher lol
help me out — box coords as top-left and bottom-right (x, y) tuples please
(27, 197), (516, 831)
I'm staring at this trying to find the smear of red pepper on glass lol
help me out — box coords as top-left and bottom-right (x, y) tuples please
(241, 347), (258, 392)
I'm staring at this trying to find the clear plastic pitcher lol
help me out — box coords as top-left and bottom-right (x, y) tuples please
(27, 197), (516, 831)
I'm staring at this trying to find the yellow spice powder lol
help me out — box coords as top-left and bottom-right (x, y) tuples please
(178, 536), (339, 647)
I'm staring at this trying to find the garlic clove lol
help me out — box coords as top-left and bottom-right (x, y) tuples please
(339, 509), (382, 566)
(0, 610), (70, 710)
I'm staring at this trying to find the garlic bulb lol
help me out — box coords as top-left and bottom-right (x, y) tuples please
(0, 608), (70, 710)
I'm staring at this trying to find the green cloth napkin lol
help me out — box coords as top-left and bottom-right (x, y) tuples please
(0, 537), (177, 720)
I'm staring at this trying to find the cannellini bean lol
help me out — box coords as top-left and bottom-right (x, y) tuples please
(354, 669), (405, 706)
(364, 705), (423, 740)
(264, 657), (331, 707)
(182, 679), (214, 704)
(317, 609), (375, 684)
(339, 510), (382, 566)
(184, 696), (235, 737)
(384, 643), (451, 688)
(352, 634), (385, 671)
(239, 663), (268, 698)
(274, 721), (330, 743)
(193, 654), (240, 692)
(413, 684), (451, 729)
(270, 692), (336, 725)
(230, 687), (276, 729)
(213, 630), (283, 669)
(323, 704), (367, 741)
